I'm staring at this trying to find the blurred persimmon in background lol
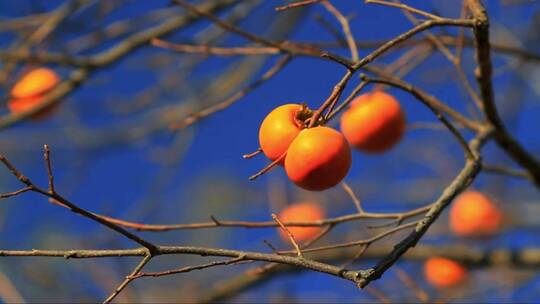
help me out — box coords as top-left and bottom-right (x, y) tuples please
(8, 67), (60, 120)
(424, 257), (467, 288)
(277, 202), (325, 242)
(449, 191), (502, 237)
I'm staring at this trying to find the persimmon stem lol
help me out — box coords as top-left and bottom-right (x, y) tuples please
(242, 148), (262, 159)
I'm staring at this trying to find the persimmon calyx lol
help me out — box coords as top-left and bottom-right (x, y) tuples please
(293, 103), (314, 128)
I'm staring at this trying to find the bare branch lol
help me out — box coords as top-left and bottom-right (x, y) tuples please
(483, 164), (533, 181)
(275, 0), (324, 11)
(365, 0), (443, 21)
(467, 0), (540, 186)
(0, 151), (157, 251)
(361, 75), (475, 159)
(171, 54), (292, 130)
(356, 129), (492, 288)
(249, 151), (286, 181)
(152, 39), (280, 56)
(321, 1), (359, 61)
(0, 186), (33, 199)
(130, 255), (246, 279)
(340, 182), (364, 213)
(242, 148), (262, 159)
(104, 254), (153, 304)
(0, 0), (238, 130)
(43, 144), (55, 194)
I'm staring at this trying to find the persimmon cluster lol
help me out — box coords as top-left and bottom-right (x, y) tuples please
(256, 90), (406, 191)
(254, 93), (505, 290)
(7, 67), (60, 121)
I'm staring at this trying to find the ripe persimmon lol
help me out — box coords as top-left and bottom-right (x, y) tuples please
(340, 91), (405, 153)
(7, 96), (59, 121)
(449, 191), (502, 237)
(277, 202), (325, 242)
(8, 67), (60, 120)
(285, 126), (351, 191)
(11, 68), (59, 99)
(424, 257), (466, 288)
(258, 104), (311, 162)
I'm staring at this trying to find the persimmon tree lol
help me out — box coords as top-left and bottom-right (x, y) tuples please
(0, 0), (539, 302)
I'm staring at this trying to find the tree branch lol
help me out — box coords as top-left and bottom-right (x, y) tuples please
(467, 0), (540, 186)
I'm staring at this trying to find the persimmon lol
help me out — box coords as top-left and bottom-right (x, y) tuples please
(277, 202), (325, 242)
(285, 126), (351, 191)
(340, 91), (405, 153)
(424, 257), (466, 288)
(258, 104), (311, 162)
(11, 68), (60, 99)
(449, 191), (502, 237)
(8, 67), (61, 120)
(7, 96), (59, 121)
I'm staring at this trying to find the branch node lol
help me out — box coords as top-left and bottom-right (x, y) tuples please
(210, 215), (221, 225)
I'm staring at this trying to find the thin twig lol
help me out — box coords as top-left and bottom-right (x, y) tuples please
(321, 1), (359, 61)
(0, 186), (33, 199)
(243, 148), (262, 159)
(130, 255), (246, 279)
(394, 266), (429, 303)
(0, 0), (237, 130)
(103, 254), (152, 303)
(152, 38), (280, 56)
(171, 54), (292, 130)
(341, 244), (370, 267)
(249, 151), (286, 181)
(0, 152), (157, 251)
(483, 164), (533, 181)
(341, 182), (364, 213)
(272, 214), (303, 257)
(361, 75), (475, 159)
(43, 144), (55, 194)
(365, 0), (443, 20)
(275, 0), (324, 11)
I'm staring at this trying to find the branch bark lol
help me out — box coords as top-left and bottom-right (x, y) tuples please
(467, 0), (540, 186)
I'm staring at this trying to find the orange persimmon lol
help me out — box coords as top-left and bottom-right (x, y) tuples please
(7, 96), (59, 121)
(285, 126), (351, 191)
(449, 191), (502, 237)
(11, 68), (59, 99)
(340, 91), (405, 153)
(277, 202), (325, 242)
(424, 257), (466, 288)
(258, 104), (311, 162)
(8, 68), (60, 120)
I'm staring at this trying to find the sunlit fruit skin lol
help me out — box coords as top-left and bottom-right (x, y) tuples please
(8, 68), (60, 121)
(424, 257), (466, 288)
(11, 68), (60, 99)
(340, 91), (405, 153)
(258, 104), (305, 162)
(449, 191), (502, 237)
(285, 126), (351, 191)
(277, 202), (325, 242)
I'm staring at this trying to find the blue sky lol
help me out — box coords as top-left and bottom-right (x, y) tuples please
(0, 1), (539, 302)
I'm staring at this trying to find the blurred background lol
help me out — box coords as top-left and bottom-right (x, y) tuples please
(0, 0), (539, 302)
